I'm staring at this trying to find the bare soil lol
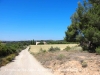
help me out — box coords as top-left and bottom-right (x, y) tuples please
(33, 50), (100, 75)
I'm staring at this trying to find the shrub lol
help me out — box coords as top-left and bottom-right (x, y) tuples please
(48, 46), (60, 52)
(96, 47), (100, 55)
(0, 54), (16, 67)
(6, 54), (16, 61)
(64, 46), (71, 51)
(80, 60), (88, 68)
(82, 45), (88, 51)
(48, 46), (54, 51)
(0, 58), (9, 67)
(57, 54), (65, 60)
(54, 47), (60, 50)
(39, 48), (46, 53)
(0, 42), (26, 57)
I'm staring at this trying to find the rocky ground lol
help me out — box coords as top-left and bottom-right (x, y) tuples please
(33, 50), (100, 75)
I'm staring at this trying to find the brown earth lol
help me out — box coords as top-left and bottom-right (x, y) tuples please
(33, 50), (100, 75)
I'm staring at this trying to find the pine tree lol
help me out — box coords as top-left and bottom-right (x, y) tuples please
(65, 0), (100, 52)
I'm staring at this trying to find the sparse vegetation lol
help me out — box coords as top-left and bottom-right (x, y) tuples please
(30, 44), (78, 53)
(82, 45), (88, 51)
(57, 54), (65, 60)
(48, 46), (60, 52)
(96, 47), (100, 55)
(0, 54), (16, 67)
(39, 48), (47, 53)
(64, 46), (71, 51)
(81, 60), (88, 68)
(32, 49), (100, 75)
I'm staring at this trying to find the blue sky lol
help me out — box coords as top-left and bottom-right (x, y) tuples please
(0, 0), (81, 41)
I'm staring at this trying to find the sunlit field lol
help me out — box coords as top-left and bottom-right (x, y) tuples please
(30, 44), (78, 53)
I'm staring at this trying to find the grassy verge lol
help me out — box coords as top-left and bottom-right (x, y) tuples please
(0, 53), (16, 67)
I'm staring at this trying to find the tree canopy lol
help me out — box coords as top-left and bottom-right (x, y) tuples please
(65, 0), (100, 52)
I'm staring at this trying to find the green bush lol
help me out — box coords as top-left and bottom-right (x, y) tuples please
(54, 47), (60, 50)
(48, 46), (60, 52)
(39, 48), (46, 53)
(0, 41), (28, 67)
(57, 54), (65, 60)
(0, 54), (16, 67)
(48, 46), (54, 51)
(81, 61), (88, 68)
(96, 47), (100, 55)
(6, 54), (16, 61)
(64, 46), (71, 51)
(82, 45), (88, 51)
(0, 58), (9, 67)
(0, 42), (26, 57)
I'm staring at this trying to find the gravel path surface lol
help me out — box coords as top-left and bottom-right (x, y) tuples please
(0, 47), (53, 75)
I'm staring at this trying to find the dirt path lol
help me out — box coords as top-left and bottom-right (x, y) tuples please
(0, 47), (54, 75)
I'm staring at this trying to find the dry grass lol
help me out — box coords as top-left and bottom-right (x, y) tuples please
(29, 44), (78, 53)
(32, 51), (100, 75)
(0, 54), (16, 67)
(30, 45), (100, 75)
